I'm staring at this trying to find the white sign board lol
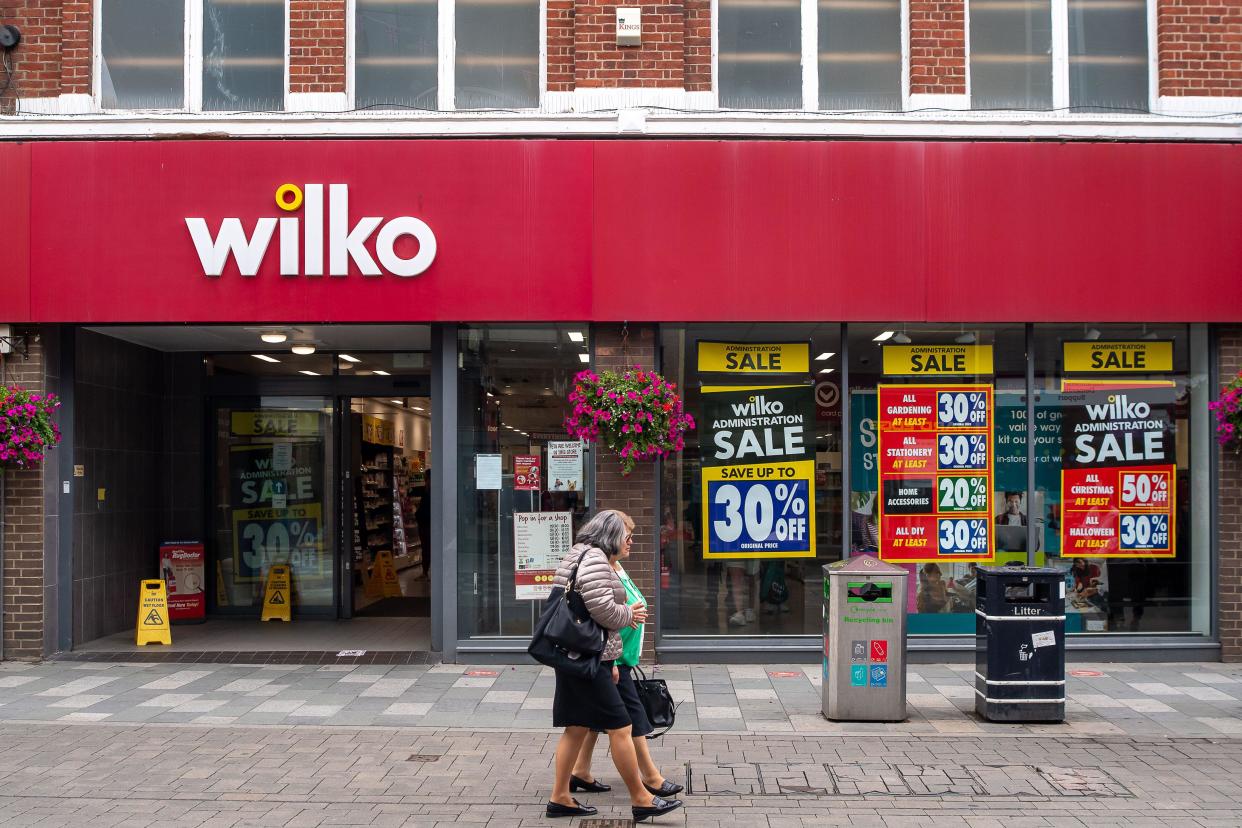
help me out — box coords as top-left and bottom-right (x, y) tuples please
(515, 511), (574, 599)
(475, 453), (502, 490)
(547, 441), (584, 492)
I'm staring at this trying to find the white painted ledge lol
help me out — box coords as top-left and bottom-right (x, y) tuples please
(542, 88), (716, 113)
(1155, 96), (1242, 116)
(286, 92), (350, 113)
(17, 94), (95, 114)
(907, 93), (971, 112)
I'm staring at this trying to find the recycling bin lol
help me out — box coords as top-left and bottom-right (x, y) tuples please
(975, 564), (1065, 722)
(822, 555), (908, 722)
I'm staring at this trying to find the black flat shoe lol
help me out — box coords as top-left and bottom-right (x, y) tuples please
(570, 774), (612, 793)
(546, 799), (598, 818)
(632, 796), (683, 822)
(643, 780), (684, 797)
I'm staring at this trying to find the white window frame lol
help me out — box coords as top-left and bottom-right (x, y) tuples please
(347, 0), (546, 112)
(712, 0), (910, 111)
(94, 0), (291, 113)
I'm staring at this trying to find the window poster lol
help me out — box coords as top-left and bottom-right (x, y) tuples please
(514, 454), (541, 491)
(1059, 386), (1177, 558)
(700, 383), (817, 559)
(229, 442), (325, 584)
(547, 441), (583, 491)
(475, 453), (502, 490)
(514, 511), (573, 599)
(876, 384), (995, 564)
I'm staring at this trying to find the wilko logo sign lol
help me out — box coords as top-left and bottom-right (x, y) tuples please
(185, 183), (437, 278)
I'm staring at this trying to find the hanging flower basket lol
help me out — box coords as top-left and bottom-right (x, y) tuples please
(564, 367), (695, 475)
(1210, 370), (1242, 453)
(0, 386), (62, 470)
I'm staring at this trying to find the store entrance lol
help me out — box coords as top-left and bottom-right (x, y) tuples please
(348, 397), (432, 619)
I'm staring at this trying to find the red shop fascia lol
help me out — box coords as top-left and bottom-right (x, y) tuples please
(3, 139), (1242, 325)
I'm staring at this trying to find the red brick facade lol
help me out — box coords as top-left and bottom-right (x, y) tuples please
(909, 0), (967, 95)
(594, 324), (659, 662)
(548, 0), (575, 92)
(0, 0), (63, 110)
(574, 1), (684, 88)
(1219, 327), (1241, 661)
(1, 328), (46, 660)
(289, 0), (346, 95)
(683, 0), (711, 92)
(1158, 0), (1242, 97)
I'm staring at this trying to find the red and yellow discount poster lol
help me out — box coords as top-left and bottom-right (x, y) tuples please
(1059, 387), (1177, 558)
(877, 385), (995, 563)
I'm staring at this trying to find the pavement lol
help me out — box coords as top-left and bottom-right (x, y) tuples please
(1, 658), (1242, 825)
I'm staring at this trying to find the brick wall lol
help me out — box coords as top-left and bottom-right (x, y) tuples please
(909, 0), (967, 95)
(548, 0), (575, 92)
(574, 1), (684, 88)
(1158, 0), (1242, 96)
(0, 0), (61, 111)
(683, 0), (710, 92)
(1219, 326), (1241, 661)
(59, 0), (90, 94)
(289, 0), (346, 95)
(594, 324), (659, 662)
(1, 327), (47, 660)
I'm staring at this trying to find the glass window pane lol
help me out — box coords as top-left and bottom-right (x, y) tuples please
(719, 0), (803, 110)
(1068, 0), (1148, 112)
(1033, 324), (1203, 635)
(457, 326), (592, 640)
(847, 324), (1027, 635)
(203, 0), (285, 112)
(101, 0), (185, 109)
(659, 324), (843, 637)
(818, 0), (901, 110)
(455, 0), (539, 109)
(970, 0), (1053, 109)
(356, 0), (438, 110)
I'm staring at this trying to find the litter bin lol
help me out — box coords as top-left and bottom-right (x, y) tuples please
(822, 555), (908, 722)
(975, 564), (1065, 722)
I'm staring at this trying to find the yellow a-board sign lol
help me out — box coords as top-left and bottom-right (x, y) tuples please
(883, 345), (994, 376)
(374, 550), (404, 598)
(215, 560), (229, 607)
(261, 565), (292, 622)
(136, 579), (172, 646)
(1063, 340), (1173, 373)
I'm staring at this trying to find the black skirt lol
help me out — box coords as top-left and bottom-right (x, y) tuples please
(616, 665), (654, 738)
(553, 660), (631, 731)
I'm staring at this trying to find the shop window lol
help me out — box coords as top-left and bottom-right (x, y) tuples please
(1031, 324), (1208, 635)
(817, 0), (902, 110)
(454, 0), (540, 109)
(97, 0), (286, 112)
(100, 0), (186, 109)
(847, 324), (1027, 636)
(970, 0), (1149, 112)
(456, 326), (591, 641)
(354, 0), (439, 110)
(658, 324), (844, 639)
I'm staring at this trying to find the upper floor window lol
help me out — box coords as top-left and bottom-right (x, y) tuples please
(970, 0), (1149, 111)
(718, 0), (902, 110)
(100, 0), (286, 111)
(353, 0), (540, 111)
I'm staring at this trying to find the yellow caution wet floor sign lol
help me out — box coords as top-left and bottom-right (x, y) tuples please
(261, 565), (292, 622)
(136, 579), (172, 646)
(216, 559), (229, 607)
(363, 556), (382, 600)
(375, 550), (404, 598)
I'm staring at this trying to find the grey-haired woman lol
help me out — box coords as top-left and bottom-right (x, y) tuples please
(545, 509), (683, 822)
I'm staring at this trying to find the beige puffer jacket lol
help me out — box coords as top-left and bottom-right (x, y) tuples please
(553, 543), (633, 662)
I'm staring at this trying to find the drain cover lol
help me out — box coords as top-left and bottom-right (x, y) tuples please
(406, 754), (442, 763)
(579, 820), (634, 828)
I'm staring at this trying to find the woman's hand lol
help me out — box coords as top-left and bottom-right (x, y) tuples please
(630, 600), (648, 625)
(612, 665), (620, 684)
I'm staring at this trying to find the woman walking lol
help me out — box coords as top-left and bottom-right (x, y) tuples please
(569, 511), (684, 801)
(545, 510), (683, 822)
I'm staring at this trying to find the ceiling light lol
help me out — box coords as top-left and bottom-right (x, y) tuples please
(1084, 328), (1101, 341)
(252, 354), (279, 363)
(815, 352), (835, 361)
(954, 332), (976, 344)
(411, 406), (424, 412)
(391, 400), (404, 406)
(291, 344), (316, 355)
(1142, 331), (1158, 340)
(568, 331), (585, 343)
(892, 332), (912, 344)
(486, 391), (495, 398)
(819, 367), (835, 374)
(578, 353), (590, 364)
(373, 370), (390, 376)
(873, 331), (895, 342)
(339, 354), (360, 363)
(260, 332), (287, 344)
(299, 370), (319, 376)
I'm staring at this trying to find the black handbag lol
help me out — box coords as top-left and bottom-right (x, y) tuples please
(632, 665), (677, 738)
(541, 548), (605, 656)
(528, 610), (601, 679)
